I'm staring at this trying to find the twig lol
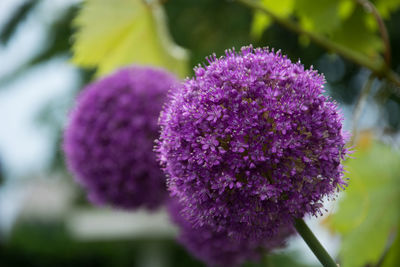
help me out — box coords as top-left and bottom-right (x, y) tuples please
(356, 0), (391, 66)
(351, 74), (375, 144)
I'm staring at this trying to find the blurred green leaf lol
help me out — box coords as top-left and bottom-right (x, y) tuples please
(251, 12), (272, 39)
(72, 0), (188, 78)
(251, 0), (294, 38)
(327, 141), (400, 267)
(382, 226), (400, 267)
(376, 0), (400, 18)
(338, 0), (356, 20)
(294, 0), (341, 34)
(331, 7), (383, 57)
(250, 0), (389, 60)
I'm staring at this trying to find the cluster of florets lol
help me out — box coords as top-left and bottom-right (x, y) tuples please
(64, 66), (178, 210)
(158, 46), (348, 241)
(168, 198), (293, 267)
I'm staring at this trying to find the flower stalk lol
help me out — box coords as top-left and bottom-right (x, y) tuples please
(294, 218), (338, 267)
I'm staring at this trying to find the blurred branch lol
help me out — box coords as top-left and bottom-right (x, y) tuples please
(356, 0), (391, 67)
(0, 6), (78, 88)
(351, 74), (375, 144)
(0, 0), (38, 44)
(0, 159), (4, 185)
(237, 0), (400, 90)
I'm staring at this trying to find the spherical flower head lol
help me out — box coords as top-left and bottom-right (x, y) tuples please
(168, 198), (293, 267)
(158, 46), (349, 240)
(64, 66), (178, 210)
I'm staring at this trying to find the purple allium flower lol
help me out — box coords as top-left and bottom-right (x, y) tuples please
(168, 198), (293, 267)
(157, 46), (348, 240)
(64, 66), (178, 209)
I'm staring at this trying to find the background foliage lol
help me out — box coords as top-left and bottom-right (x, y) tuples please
(1, 0), (400, 266)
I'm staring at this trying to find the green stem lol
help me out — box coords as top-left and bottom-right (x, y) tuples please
(294, 218), (338, 267)
(236, 0), (400, 89)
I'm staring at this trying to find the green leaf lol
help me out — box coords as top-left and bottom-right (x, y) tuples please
(382, 226), (400, 267)
(376, 0), (400, 18)
(260, 0), (295, 17)
(338, 0), (356, 20)
(294, 0), (341, 34)
(251, 11), (272, 38)
(250, 0), (294, 38)
(331, 7), (383, 57)
(250, 0), (384, 59)
(72, 0), (188, 78)
(327, 142), (400, 267)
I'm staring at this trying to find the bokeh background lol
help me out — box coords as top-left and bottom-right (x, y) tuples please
(0, 0), (399, 266)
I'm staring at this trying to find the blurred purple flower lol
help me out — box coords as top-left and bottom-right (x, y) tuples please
(168, 198), (293, 267)
(157, 45), (349, 240)
(64, 66), (178, 210)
